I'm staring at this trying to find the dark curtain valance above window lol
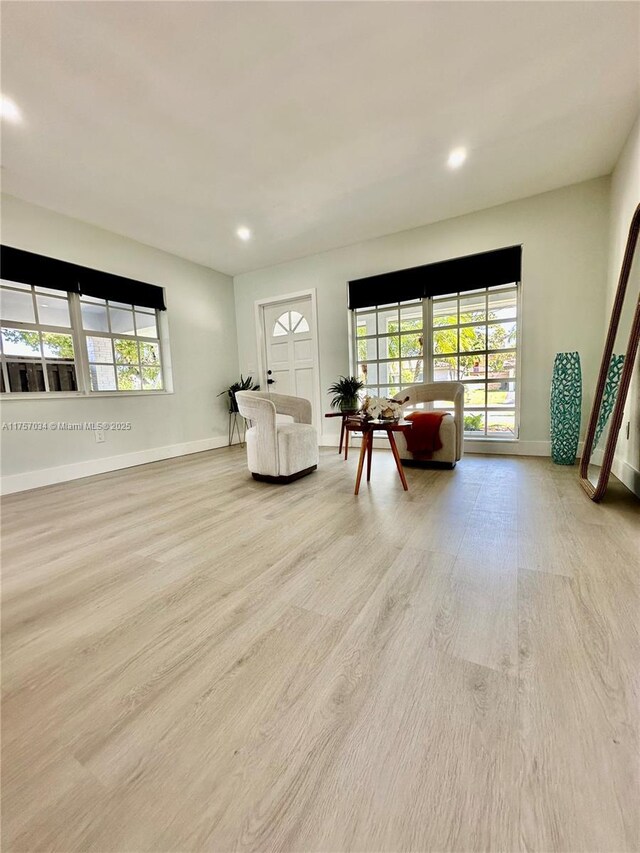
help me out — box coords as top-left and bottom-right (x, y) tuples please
(348, 245), (522, 310)
(0, 245), (167, 310)
(76, 267), (167, 310)
(0, 245), (82, 294)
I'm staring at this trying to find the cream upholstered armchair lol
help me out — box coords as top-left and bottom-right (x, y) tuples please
(393, 382), (464, 467)
(235, 391), (318, 483)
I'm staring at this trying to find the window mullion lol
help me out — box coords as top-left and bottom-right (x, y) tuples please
(424, 297), (433, 382)
(0, 357), (9, 394)
(33, 285), (51, 391)
(484, 289), (488, 437)
(39, 332), (51, 393)
(137, 340), (143, 390)
(104, 305), (118, 388)
(154, 311), (166, 391)
(30, 286), (39, 325)
(69, 293), (89, 394)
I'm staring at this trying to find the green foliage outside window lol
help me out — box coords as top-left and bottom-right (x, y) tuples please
(2, 329), (75, 359)
(464, 413), (484, 431)
(357, 309), (515, 382)
(114, 339), (161, 390)
(2, 330), (163, 391)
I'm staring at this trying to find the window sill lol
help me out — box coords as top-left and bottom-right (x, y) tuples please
(464, 435), (519, 442)
(0, 390), (173, 401)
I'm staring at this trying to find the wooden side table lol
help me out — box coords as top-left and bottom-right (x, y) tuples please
(345, 418), (413, 494)
(324, 410), (359, 458)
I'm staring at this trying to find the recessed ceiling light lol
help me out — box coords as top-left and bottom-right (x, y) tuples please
(447, 147), (467, 169)
(236, 226), (252, 241)
(0, 95), (22, 124)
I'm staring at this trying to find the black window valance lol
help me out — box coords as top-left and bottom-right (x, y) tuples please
(76, 267), (166, 310)
(0, 245), (81, 294)
(348, 245), (521, 310)
(1, 245), (166, 310)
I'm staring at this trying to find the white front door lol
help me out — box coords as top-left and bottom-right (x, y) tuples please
(260, 295), (319, 427)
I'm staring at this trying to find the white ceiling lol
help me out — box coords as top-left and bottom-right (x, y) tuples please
(2, 2), (639, 276)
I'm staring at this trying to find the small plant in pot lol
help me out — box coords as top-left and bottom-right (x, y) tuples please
(328, 375), (364, 412)
(464, 413), (483, 432)
(218, 375), (260, 413)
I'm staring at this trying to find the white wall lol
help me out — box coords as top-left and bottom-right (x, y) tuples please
(234, 178), (610, 454)
(605, 116), (640, 496)
(1, 194), (239, 492)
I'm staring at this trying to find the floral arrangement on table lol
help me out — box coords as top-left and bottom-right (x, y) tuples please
(361, 395), (406, 421)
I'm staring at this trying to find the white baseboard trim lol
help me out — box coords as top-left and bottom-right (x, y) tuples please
(1, 435), (228, 495)
(3, 432), (598, 496)
(611, 456), (640, 498)
(320, 433), (582, 458)
(464, 440), (554, 457)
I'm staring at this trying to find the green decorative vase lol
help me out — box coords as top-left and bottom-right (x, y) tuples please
(550, 352), (582, 465)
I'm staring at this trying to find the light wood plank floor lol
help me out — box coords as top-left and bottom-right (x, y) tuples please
(1, 447), (639, 852)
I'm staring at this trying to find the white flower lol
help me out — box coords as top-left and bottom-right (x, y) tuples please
(363, 395), (403, 420)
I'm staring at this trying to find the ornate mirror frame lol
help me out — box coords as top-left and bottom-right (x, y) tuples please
(580, 203), (640, 501)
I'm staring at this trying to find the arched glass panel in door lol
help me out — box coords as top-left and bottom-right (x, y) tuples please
(272, 310), (310, 337)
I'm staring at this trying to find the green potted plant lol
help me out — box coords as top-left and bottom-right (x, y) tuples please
(464, 413), (484, 432)
(218, 375), (260, 413)
(328, 375), (364, 412)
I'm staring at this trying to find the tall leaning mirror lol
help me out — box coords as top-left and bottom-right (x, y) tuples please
(580, 203), (640, 501)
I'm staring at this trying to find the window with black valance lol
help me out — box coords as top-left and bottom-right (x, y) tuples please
(348, 245), (521, 310)
(0, 245), (166, 310)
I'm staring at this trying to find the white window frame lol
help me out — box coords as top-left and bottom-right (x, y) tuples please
(1, 283), (171, 399)
(0, 282), (81, 395)
(79, 296), (165, 394)
(351, 284), (521, 441)
(352, 299), (426, 397)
